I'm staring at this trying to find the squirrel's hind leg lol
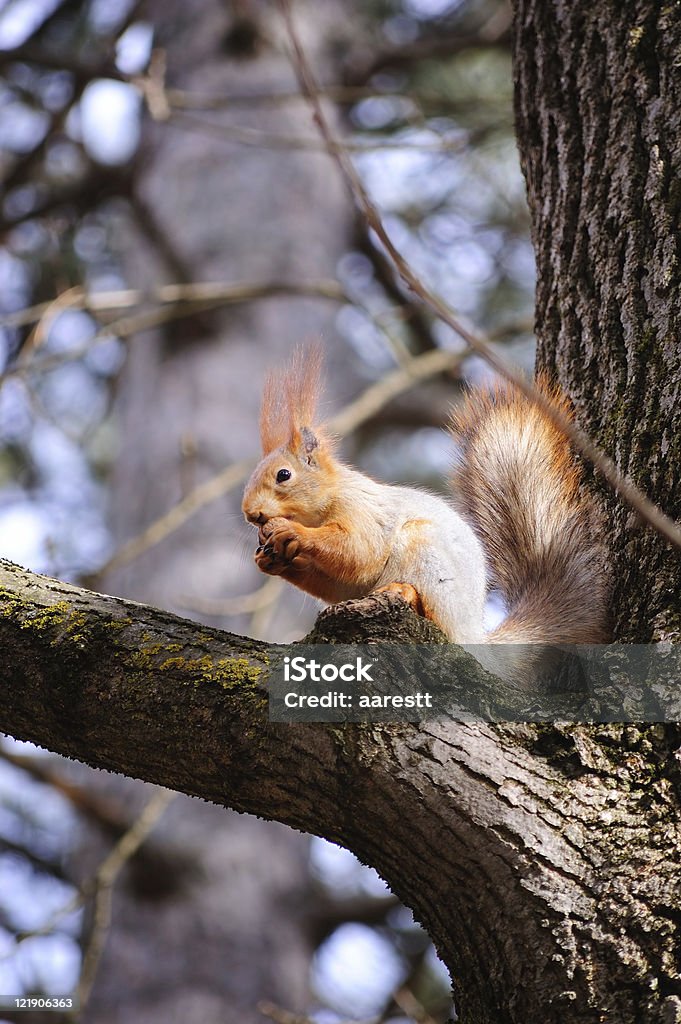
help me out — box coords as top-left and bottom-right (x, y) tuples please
(374, 582), (425, 616)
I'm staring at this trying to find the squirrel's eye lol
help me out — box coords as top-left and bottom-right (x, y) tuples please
(276, 468), (292, 484)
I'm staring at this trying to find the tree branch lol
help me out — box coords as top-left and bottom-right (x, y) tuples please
(1, 559), (680, 1022)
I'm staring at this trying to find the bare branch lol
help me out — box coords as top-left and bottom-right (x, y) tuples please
(0, 834), (68, 883)
(147, 81), (511, 122)
(165, 109), (471, 154)
(1, 784), (172, 983)
(89, 458), (254, 583)
(164, 84), (389, 109)
(0, 43), (123, 85)
(0, 280), (348, 388)
(329, 347), (467, 435)
(0, 279), (347, 332)
(176, 577), (283, 618)
(77, 790), (175, 1010)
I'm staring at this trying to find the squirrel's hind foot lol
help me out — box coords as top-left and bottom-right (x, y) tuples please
(374, 582), (425, 617)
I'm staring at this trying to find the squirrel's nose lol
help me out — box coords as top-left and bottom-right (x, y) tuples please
(245, 510), (266, 526)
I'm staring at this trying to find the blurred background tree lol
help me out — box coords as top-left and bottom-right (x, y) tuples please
(0, 0), (533, 1021)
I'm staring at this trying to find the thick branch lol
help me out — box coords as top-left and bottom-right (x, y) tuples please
(1, 559), (679, 1024)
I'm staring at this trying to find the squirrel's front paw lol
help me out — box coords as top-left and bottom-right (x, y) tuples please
(255, 517), (305, 574)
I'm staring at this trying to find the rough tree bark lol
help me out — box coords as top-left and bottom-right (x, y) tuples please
(513, 0), (681, 642)
(1, 560), (680, 1024)
(1, 3), (680, 1024)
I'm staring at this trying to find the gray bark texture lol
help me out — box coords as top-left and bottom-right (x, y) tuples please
(512, 0), (681, 643)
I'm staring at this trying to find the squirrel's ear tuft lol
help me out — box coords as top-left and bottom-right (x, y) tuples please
(260, 372), (288, 454)
(259, 342), (325, 455)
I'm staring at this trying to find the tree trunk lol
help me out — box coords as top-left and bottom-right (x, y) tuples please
(512, 0), (681, 642)
(1, 561), (680, 1024)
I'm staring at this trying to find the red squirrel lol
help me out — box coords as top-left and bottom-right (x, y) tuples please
(242, 346), (610, 659)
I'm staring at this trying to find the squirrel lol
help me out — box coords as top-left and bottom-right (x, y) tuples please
(242, 346), (610, 673)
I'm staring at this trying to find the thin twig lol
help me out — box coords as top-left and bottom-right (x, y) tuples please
(2, 789), (173, 961)
(150, 81), (507, 121)
(0, 835), (69, 882)
(346, 4), (512, 82)
(20, 286), (85, 360)
(163, 83), (387, 109)
(329, 347), (467, 435)
(0, 748), (139, 835)
(0, 280), (348, 388)
(278, 0), (681, 552)
(0, 279), (346, 331)
(89, 459), (255, 583)
(132, 51), (468, 152)
(167, 109), (470, 154)
(0, 281), (436, 424)
(393, 985), (441, 1024)
(77, 789), (175, 1011)
(137, 49), (171, 121)
(176, 576), (283, 617)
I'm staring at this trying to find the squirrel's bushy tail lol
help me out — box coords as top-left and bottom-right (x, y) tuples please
(449, 378), (610, 645)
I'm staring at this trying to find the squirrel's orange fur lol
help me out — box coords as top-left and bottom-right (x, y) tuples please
(242, 347), (610, 668)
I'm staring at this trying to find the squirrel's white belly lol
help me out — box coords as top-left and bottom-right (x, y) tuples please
(374, 490), (487, 644)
